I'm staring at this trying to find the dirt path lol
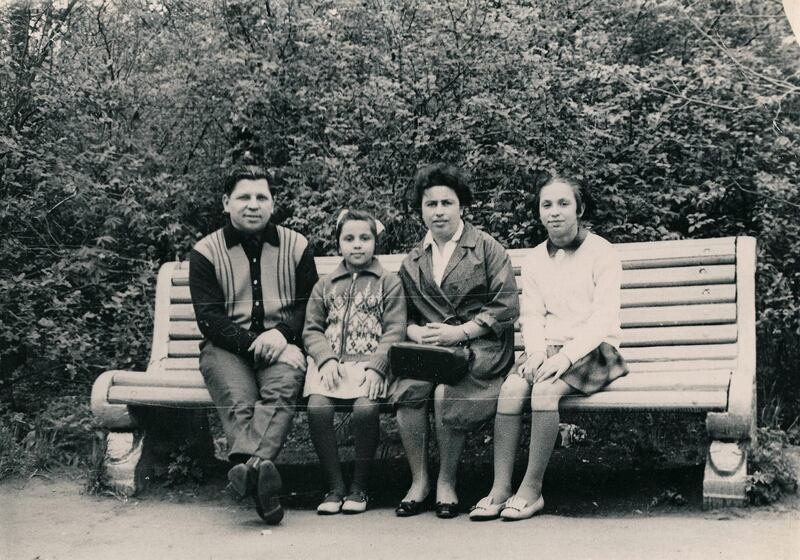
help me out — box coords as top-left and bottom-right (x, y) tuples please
(2, 473), (798, 560)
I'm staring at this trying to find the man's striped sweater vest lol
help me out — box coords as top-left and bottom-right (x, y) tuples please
(193, 226), (310, 331)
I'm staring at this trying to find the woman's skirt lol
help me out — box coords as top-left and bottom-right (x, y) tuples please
(511, 342), (629, 394)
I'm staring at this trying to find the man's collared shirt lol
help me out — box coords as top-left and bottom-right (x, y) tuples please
(423, 219), (465, 286)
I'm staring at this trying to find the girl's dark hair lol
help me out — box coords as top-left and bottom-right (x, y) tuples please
(409, 163), (473, 209)
(336, 209), (379, 244)
(527, 170), (593, 220)
(223, 164), (273, 196)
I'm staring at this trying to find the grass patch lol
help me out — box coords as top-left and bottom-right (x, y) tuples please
(0, 396), (105, 480)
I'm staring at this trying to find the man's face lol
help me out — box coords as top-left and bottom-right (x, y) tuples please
(223, 178), (274, 234)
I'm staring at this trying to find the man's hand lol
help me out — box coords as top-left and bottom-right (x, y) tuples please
(534, 353), (572, 384)
(517, 351), (547, 384)
(360, 368), (386, 401)
(273, 344), (306, 370)
(319, 359), (342, 391)
(249, 329), (288, 365)
(419, 323), (464, 347)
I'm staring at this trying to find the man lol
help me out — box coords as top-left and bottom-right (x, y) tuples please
(189, 165), (317, 524)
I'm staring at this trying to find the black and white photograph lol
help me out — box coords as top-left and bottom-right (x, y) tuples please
(1, 1), (799, 558)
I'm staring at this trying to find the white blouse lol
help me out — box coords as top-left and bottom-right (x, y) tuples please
(423, 220), (465, 286)
(519, 232), (623, 364)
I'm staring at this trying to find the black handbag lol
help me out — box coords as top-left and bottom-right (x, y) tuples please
(388, 342), (473, 386)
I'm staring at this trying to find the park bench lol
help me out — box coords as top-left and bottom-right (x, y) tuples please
(91, 236), (756, 508)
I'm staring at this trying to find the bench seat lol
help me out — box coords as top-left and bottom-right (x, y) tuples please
(91, 236), (756, 507)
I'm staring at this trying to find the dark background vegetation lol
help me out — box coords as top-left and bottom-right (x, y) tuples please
(1, 0), (798, 477)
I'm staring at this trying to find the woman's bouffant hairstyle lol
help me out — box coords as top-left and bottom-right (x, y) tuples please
(409, 163), (473, 209)
(222, 164), (274, 196)
(525, 169), (593, 220)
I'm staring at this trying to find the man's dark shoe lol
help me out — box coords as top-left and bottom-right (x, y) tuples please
(255, 459), (283, 525)
(227, 461), (257, 499)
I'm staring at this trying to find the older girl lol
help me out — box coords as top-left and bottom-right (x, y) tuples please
(470, 174), (628, 521)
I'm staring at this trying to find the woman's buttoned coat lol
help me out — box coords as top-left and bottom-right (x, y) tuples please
(390, 222), (520, 428)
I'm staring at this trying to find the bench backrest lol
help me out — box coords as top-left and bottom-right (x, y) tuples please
(152, 236), (755, 409)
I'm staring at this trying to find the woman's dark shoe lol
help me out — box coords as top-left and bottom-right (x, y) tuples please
(435, 501), (460, 519)
(395, 494), (431, 517)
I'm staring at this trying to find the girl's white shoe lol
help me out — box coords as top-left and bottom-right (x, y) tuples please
(499, 495), (545, 521)
(317, 493), (344, 515)
(341, 491), (368, 514)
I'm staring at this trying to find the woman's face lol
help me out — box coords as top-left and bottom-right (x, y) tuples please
(421, 185), (462, 241)
(538, 180), (582, 240)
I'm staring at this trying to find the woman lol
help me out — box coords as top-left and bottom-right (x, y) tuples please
(469, 173), (628, 522)
(391, 163), (520, 519)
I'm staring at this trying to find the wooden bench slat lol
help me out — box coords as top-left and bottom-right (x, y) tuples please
(167, 342), (738, 365)
(170, 304), (196, 320)
(168, 340), (202, 358)
(620, 304), (737, 327)
(612, 237), (735, 251)
(169, 283), (740, 310)
(113, 369), (729, 395)
(171, 263), (738, 291)
(108, 386), (212, 406)
(621, 343), (738, 362)
(108, 385), (726, 410)
(625, 359), (735, 373)
(621, 285), (736, 307)
(159, 356), (735, 376)
(619, 324), (737, 347)
(162, 358), (200, 370)
(167, 323), (738, 350)
(620, 265), (734, 288)
(168, 302), (739, 330)
(603, 370), (730, 392)
(560, 390), (728, 410)
(114, 371), (206, 388)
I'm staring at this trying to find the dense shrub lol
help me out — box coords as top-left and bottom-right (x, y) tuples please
(747, 427), (799, 505)
(0, 396), (102, 479)
(1, 1), (798, 427)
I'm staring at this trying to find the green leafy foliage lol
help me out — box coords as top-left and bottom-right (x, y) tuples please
(164, 443), (206, 487)
(0, 396), (103, 479)
(0, 1), (798, 429)
(747, 427), (799, 505)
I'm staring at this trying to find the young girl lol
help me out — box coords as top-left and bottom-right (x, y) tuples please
(302, 209), (406, 514)
(469, 174), (629, 521)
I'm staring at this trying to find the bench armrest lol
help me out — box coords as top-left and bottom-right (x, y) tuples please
(91, 370), (141, 430)
(706, 237), (757, 441)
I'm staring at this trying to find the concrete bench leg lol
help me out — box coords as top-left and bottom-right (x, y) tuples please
(104, 431), (144, 496)
(702, 440), (747, 509)
(97, 408), (217, 496)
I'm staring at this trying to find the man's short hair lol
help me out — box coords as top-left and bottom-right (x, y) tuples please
(223, 165), (272, 196)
